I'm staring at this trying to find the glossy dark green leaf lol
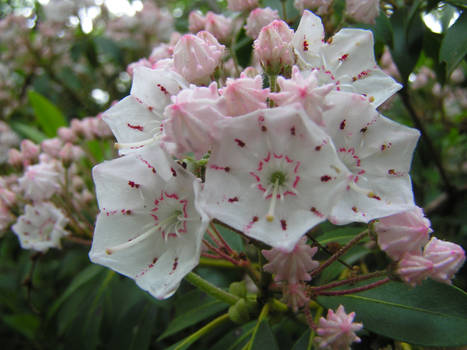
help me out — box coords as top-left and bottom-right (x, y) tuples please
(2, 313), (40, 340)
(317, 279), (467, 346)
(440, 11), (467, 77)
(291, 329), (312, 350)
(211, 321), (256, 350)
(158, 298), (227, 340)
(28, 90), (67, 137)
(250, 320), (279, 350)
(10, 122), (47, 143)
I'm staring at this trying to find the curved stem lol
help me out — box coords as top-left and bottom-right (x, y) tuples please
(310, 230), (368, 278)
(309, 270), (387, 293)
(315, 277), (391, 296)
(174, 313), (230, 350)
(185, 272), (240, 305)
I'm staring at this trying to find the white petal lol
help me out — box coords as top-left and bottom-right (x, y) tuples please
(293, 10), (325, 68)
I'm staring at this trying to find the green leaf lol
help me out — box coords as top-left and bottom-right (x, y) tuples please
(250, 321), (279, 350)
(317, 246), (370, 283)
(316, 227), (366, 245)
(440, 11), (467, 77)
(2, 313), (40, 340)
(211, 321), (256, 350)
(10, 122), (47, 143)
(48, 264), (104, 319)
(28, 90), (67, 137)
(317, 279), (467, 347)
(158, 299), (228, 340)
(291, 329), (312, 350)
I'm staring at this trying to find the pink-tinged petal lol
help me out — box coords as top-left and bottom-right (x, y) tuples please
(293, 10), (325, 68)
(90, 145), (209, 299)
(423, 237), (465, 284)
(201, 104), (349, 251)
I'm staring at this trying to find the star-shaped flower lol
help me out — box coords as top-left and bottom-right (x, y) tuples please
(293, 10), (401, 107)
(201, 104), (350, 251)
(89, 144), (209, 299)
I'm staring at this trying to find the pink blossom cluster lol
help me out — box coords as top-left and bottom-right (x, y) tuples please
(0, 114), (113, 252)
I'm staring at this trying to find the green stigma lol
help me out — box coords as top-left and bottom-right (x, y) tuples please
(269, 171), (287, 186)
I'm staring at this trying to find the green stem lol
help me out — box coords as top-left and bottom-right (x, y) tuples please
(281, 0), (287, 21)
(185, 272), (240, 305)
(199, 257), (238, 269)
(174, 313), (230, 350)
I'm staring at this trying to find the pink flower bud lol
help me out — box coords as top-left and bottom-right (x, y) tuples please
(57, 126), (77, 143)
(188, 10), (206, 33)
(59, 143), (76, 166)
(41, 138), (63, 158)
(173, 32), (225, 84)
(218, 75), (269, 116)
(204, 12), (233, 43)
(244, 7), (279, 39)
(346, 0), (380, 24)
(149, 43), (173, 64)
(228, 0), (259, 12)
(315, 305), (363, 350)
(8, 149), (23, 167)
(262, 237), (319, 284)
(285, 283), (309, 311)
(374, 206), (432, 261)
(294, 0), (331, 15)
(423, 237), (465, 284)
(127, 58), (152, 77)
(397, 253), (434, 286)
(20, 140), (40, 162)
(19, 160), (63, 201)
(254, 20), (295, 75)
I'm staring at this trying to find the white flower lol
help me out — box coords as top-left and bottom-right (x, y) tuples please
(89, 144), (209, 299)
(320, 91), (420, 224)
(12, 202), (69, 252)
(201, 104), (350, 251)
(102, 67), (187, 155)
(19, 160), (63, 201)
(293, 10), (401, 107)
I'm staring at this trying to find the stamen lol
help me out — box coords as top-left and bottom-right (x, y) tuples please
(105, 212), (180, 254)
(266, 179), (279, 222)
(115, 135), (159, 150)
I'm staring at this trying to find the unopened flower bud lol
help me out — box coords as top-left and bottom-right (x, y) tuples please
(228, 0), (259, 12)
(254, 20), (295, 75)
(294, 0), (331, 15)
(59, 143), (75, 167)
(41, 138), (63, 158)
(188, 10), (206, 33)
(20, 140), (40, 162)
(8, 148), (23, 167)
(245, 7), (279, 39)
(346, 0), (379, 24)
(57, 126), (77, 143)
(423, 237), (465, 284)
(205, 12), (233, 43)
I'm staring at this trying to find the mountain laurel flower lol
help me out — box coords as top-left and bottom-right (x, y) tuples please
(374, 206), (432, 260)
(188, 10), (206, 33)
(228, 0), (259, 12)
(202, 105), (350, 251)
(244, 7), (280, 39)
(19, 160), (63, 201)
(254, 20), (295, 75)
(218, 75), (270, 116)
(271, 66), (333, 125)
(346, 0), (380, 24)
(173, 31), (225, 85)
(262, 237), (319, 284)
(285, 283), (309, 311)
(319, 91), (420, 225)
(423, 237), (465, 284)
(293, 10), (401, 107)
(103, 67), (187, 155)
(315, 305), (363, 350)
(89, 144), (209, 299)
(41, 138), (63, 158)
(161, 82), (226, 158)
(12, 202), (69, 252)
(205, 12), (233, 43)
(20, 140), (40, 163)
(397, 253), (435, 286)
(294, 0), (332, 15)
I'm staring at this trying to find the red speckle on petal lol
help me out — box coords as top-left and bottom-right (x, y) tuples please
(290, 126), (296, 135)
(170, 257), (179, 274)
(303, 39), (309, 51)
(252, 216), (259, 222)
(224, 166), (230, 172)
(128, 180), (140, 188)
(340, 119), (346, 130)
(280, 219), (287, 231)
(235, 138), (245, 147)
(310, 207), (324, 217)
(315, 145), (321, 151)
(360, 126), (368, 133)
(127, 123), (144, 131)
(171, 167), (177, 177)
(368, 192), (381, 200)
(339, 54), (349, 61)
(352, 206), (358, 213)
(320, 175), (332, 182)
(156, 83), (169, 95)
(261, 125), (267, 132)
(153, 257), (158, 264)
(228, 196), (239, 203)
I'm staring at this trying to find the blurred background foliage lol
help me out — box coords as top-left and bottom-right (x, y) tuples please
(0, 0), (466, 349)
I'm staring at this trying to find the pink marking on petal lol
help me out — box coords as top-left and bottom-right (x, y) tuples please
(156, 83), (169, 95)
(339, 119), (346, 130)
(293, 176), (300, 188)
(273, 153), (283, 159)
(310, 207), (324, 217)
(290, 126), (296, 135)
(249, 171), (261, 182)
(285, 155), (293, 163)
(339, 54), (349, 61)
(137, 155), (157, 173)
(127, 123), (144, 131)
(264, 152), (271, 162)
(228, 196), (239, 203)
(128, 180), (140, 188)
(280, 219), (287, 231)
(235, 138), (246, 147)
(294, 161), (301, 173)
